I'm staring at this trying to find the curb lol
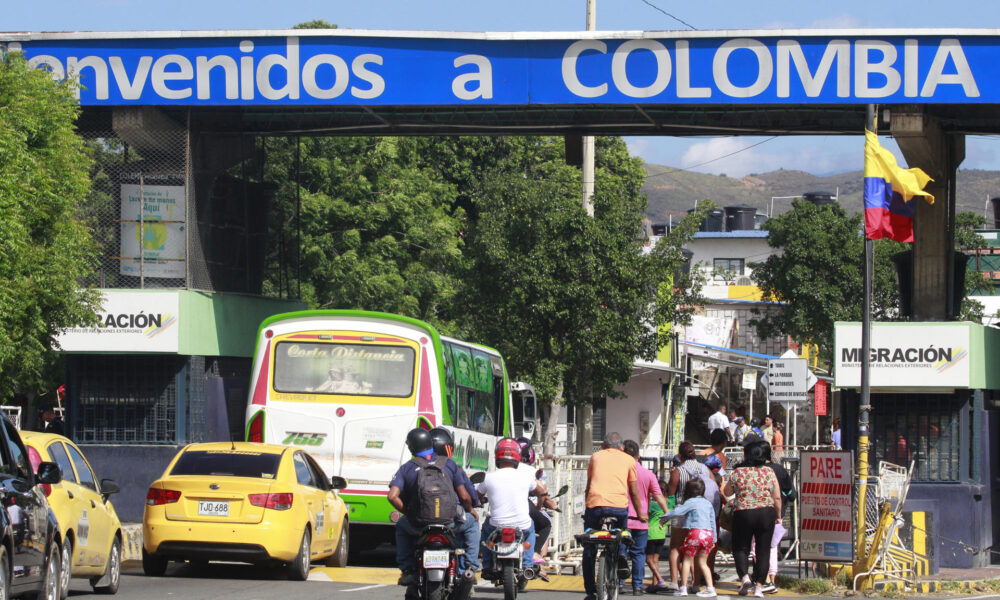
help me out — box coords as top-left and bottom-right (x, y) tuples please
(872, 579), (985, 593)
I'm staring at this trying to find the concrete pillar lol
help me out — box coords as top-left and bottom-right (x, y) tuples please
(890, 110), (965, 321)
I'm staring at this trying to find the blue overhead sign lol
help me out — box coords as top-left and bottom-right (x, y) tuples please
(1, 31), (994, 106)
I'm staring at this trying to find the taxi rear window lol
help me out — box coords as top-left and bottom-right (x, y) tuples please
(170, 450), (282, 478)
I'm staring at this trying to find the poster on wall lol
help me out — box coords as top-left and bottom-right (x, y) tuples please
(800, 450), (854, 562)
(56, 291), (179, 353)
(119, 184), (186, 278)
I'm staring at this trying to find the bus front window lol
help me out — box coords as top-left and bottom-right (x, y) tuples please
(273, 341), (416, 398)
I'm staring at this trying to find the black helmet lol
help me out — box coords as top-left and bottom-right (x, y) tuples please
(406, 427), (434, 455)
(429, 427), (454, 457)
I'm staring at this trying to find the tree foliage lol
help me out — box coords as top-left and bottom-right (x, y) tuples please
(0, 52), (100, 398)
(751, 202), (988, 365)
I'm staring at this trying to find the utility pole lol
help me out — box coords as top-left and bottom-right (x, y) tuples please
(582, 0), (596, 216)
(576, 0), (597, 454)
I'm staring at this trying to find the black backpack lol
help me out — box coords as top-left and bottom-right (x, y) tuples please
(410, 456), (458, 526)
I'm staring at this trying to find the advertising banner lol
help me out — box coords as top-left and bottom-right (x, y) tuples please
(56, 291), (179, 353)
(119, 184), (186, 278)
(834, 323), (970, 388)
(800, 450), (854, 562)
(4, 33), (995, 107)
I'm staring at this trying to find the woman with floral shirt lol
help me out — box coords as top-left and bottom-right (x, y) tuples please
(723, 442), (781, 598)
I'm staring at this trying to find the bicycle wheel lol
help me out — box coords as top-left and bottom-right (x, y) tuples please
(595, 550), (618, 600)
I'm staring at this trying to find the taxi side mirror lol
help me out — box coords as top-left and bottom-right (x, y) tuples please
(100, 478), (121, 502)
(330, 476), (348, 490)
(37, 462), (61, 485)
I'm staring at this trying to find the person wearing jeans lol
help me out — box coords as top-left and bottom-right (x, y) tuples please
(621, 440), (670, 595)
(583, 433), (646, 600)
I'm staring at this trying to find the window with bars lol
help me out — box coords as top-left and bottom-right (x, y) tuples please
(872, 393), (969, 483)
(67, 355), (186, 444)
(713, 258), (745, 281)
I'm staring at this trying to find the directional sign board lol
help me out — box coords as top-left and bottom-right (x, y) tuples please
(800, 450), (854, 562)
(766, 357), (808, 405)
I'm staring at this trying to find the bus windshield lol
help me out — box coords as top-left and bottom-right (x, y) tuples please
(273, 341), (416, 397)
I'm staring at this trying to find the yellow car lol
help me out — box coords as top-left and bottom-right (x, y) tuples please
(21, 431), (124, 598)
(142, 442), (349, 580)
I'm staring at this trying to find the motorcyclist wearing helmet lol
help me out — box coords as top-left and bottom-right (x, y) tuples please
(476, 438), (547, 577)
(389, 427), (473, 587)
(429, 426), (481, 572)
(516, 437), (546, 573)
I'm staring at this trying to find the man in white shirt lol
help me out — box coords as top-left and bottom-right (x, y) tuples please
(478, 438), (545, 575)
(707, 404), (731, 442)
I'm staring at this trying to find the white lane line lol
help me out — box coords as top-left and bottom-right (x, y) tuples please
(342, 584), (389, 592)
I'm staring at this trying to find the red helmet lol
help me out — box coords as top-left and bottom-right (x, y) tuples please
(495, 438), (521, 463)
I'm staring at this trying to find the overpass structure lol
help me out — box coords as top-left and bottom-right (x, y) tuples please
(3, 29), (1000, 565)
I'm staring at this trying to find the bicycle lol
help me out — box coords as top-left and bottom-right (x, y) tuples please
(576, 516), (634, 600)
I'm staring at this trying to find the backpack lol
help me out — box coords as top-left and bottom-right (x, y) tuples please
(410, 456), (458, 526)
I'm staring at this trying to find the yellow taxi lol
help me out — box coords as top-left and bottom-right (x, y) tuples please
(142, 442), (349, 580)
(21, 431), (124, 597)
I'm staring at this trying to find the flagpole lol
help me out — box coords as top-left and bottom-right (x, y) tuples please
(855, 104), (876, 569)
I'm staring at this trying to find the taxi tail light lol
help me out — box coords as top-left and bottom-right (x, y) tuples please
(501, 528), (516, 543)
(248, 493), (293, 510)
(247, 412), (264, 443)
(146, 488), (181, 506)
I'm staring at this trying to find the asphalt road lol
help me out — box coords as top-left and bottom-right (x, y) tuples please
(63, 546), (1000, 600)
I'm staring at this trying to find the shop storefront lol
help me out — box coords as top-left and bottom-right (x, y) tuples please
(835, 321), (1000, 569)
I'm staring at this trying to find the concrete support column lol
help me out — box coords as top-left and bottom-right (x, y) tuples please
(576, 404), (593, 455)
(890, 110), (965, 321)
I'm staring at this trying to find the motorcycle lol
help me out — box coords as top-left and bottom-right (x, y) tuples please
(475, 478), (569, 600)
(412, 523), (475, 600)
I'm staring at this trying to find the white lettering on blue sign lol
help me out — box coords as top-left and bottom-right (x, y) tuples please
(0, 34), (986, 106)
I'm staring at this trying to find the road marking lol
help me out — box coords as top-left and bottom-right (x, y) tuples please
(343, 584), (389, 592)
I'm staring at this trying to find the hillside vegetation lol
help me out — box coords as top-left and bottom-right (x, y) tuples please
(642, 163), (1000, 224)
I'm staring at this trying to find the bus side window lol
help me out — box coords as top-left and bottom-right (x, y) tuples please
(456, 388), (474, 430)
(443, 345), (458, 424)
(473, 390), (495, 435)
(492, 376), (505, 436)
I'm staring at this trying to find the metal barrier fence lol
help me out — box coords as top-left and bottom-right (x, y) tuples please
(544, 445), (838, 574)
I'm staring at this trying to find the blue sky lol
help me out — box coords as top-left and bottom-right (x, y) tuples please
(6, 0), (1000, 177)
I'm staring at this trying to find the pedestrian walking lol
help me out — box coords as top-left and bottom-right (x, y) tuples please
(723, 441), (781, 598)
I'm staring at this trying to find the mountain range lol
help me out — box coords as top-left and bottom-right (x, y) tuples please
(641, 164), (1000, 225)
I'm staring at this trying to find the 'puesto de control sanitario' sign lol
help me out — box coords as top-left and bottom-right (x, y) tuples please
(1, 32), (995, 106)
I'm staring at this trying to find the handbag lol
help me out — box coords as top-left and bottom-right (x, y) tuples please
(718, 503), (734, 532)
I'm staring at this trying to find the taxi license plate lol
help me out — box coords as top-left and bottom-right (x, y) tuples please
(423, 550), (450, 569)
(198, 501), (229, 517)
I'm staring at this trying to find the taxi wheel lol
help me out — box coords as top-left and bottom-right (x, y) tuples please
(93, 538), (121, 594)
(324, 519), (349, 567)
(58, 539), (71, 600)
(142, 548), (167, 577)
(287, 529), (311, 581)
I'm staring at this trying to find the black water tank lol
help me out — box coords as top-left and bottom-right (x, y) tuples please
(651, 223), (668, 236)
(724, 204), (756, 231)
(687, 208), (725, 232)
(990, 197), (1000, 229)
(803, 191), (837, 206)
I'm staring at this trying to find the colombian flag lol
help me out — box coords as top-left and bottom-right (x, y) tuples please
(863, 130), (934, 242)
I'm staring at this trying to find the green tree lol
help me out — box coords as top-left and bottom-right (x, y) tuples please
(458, 136), (699, 454)
(751, 203), (987, 366)
(260, 136), (466, 332)
(0, 52), (100, 399)
(749, 200), (904, 366)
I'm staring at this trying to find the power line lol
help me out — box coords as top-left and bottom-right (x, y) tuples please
(644, 137), (780, 180)
(636, 0), (697, 30)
